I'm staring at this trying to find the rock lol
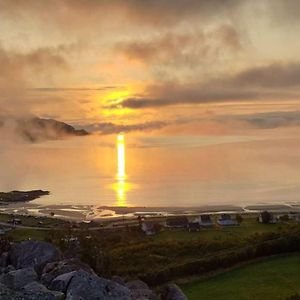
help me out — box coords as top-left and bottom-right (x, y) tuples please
(9, 241), (61, 273)
(126, 279), (150, 290)
(1, 267), (37, 290)
(0, 282), (20, 300)
(41, 258), (95, 287)
(112, 275), (126, 286)
(3, 265), (15, 273)
(161, 284), (188, 300)
(48, 271), (76, 293)
(0, 252), (9, 267)
(21, 281), (64, 299)
(66, 270), (131, 300)
(130, 289), (160, 300)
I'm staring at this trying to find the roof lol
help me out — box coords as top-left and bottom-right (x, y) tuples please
(166, 216), (189, 227)
(219, 214), (232, 221)
(200, 215), (213, 223)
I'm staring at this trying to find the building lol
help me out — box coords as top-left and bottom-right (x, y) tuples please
(165, 216), (189, 229)
(194, 214), (214, 227)
(258, 211), (278, 224)
(217, 214), (238, 226)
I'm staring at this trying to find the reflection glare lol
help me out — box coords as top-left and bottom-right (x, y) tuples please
(117, 134), (126, 180)
(114, 134), (130, 206)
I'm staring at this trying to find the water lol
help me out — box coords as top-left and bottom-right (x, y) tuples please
(1, 134), (300, 208)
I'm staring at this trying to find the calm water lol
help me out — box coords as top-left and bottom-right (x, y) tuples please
(1, 134), (300, 207)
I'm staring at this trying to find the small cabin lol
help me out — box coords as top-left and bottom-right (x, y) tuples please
(165, 216), (189, 229)
(217, 214), (238, 226)
(258, 211), (278, 224)
(197, 214), (214, 227)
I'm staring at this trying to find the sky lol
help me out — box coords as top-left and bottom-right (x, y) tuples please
(1, 1), (300, 206)
(1, 0), (300, 137)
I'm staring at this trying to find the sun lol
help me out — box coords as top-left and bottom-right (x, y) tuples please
(101, 89), (132, 117)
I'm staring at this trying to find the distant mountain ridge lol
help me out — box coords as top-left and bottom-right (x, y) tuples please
(0, 116), (89, 142)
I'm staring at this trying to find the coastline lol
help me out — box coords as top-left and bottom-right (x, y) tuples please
(1, 201), (300, 222)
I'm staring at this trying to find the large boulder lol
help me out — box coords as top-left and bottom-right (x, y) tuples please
(126, 279), (150, 290)
(0, 280), (64, 300)
(126, 279), (159, 300)
(41, 258), (95, 287)
(112, 275), (126, 286)
(48, 271), (77, 293)
(65, 270), (131, 300)
(9, 241), (61, 273)
(130, 288), (160, 300)
(1, 267), (37, 290)
(0, 252), (9, 268)
(161, 284), (188, 300)
(0, 282), (20, 300)
(21, 281), (64, 300)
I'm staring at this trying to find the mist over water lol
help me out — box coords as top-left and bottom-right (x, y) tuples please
(1, 134), (300, 208)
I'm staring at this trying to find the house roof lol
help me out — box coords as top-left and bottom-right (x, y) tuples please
(166, 216), (189, 227)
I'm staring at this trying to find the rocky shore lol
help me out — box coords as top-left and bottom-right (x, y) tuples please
(0, 240), (187, 300)
(0, 190), (49, 204)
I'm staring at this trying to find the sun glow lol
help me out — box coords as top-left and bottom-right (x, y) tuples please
(117, 134), (126, 180)
(113, 134), (129, 206)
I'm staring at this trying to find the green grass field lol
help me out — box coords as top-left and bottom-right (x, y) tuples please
(152, 217), (283, 243)
(181, 254), (300, 300)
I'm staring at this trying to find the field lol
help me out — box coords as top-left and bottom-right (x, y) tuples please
(152, 217), (283, 243)
(181, 254), (300, 300)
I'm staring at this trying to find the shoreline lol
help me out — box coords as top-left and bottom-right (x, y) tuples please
(1, 201), (300, 222)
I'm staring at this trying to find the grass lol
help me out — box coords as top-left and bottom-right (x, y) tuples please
(6, 228), (50, 242)
(152, 218), (283, 243)
(0, 213), (69, 228)
(181, 254), (300, 300)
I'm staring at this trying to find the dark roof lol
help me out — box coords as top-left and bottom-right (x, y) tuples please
(200, 215), (212, 222)
(166, 216), (189, 227)
(219, 214), (231, 221)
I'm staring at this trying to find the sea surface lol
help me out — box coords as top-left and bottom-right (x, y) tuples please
(1, 134), (300, 211)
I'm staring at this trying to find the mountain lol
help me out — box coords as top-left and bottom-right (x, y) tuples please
(0, 116), (89, 142)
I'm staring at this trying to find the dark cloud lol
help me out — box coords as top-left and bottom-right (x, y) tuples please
(81, 121), (167, 135)
(220, 111), (300, 129)
(225, 62), (300, 88)
(0, 0), (241, 29)
(117, 24), (241, 64)
(108, 61), (300, 109)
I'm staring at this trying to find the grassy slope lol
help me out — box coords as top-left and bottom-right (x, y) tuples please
(181, 254), (300, 300)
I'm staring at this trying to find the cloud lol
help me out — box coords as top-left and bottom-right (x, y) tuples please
(82, 121), (167, 135)
(220, 111), (300, 129)
(108, 61), (300, 109)
(0, 0), (241, 29)
(0, 44), (70, 114)
(224, 61), (300, 88)
(116, 24), (241, 65)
